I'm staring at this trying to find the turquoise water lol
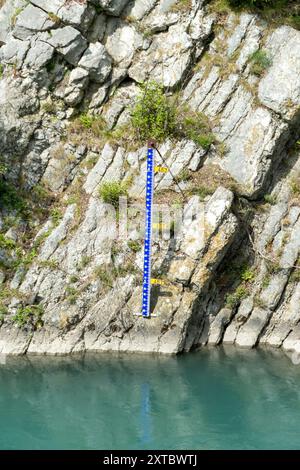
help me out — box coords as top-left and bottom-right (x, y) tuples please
(0, 347), (300, 450)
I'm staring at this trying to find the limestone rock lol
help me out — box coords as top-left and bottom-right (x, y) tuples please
(259, 273), (289, 311)
(123, 0), (157, 21)
(0, 36), (30, 68)
(87, 13), (107, 42)
(205, 187), (234, 235)
(0, 0), (27, 43)
(258, 27), (300, 119)
(24, 35), (54, 69)
(235, 307), (271, 348)
(208, 308), (233, 345)
(0, 77), (40, 159)
(102, 82), (138, 128)
(64, 67), (89, 106)
(13, 4), (55, 40)
(129, 23), (193, 88)
(105, 18), (146, 68)
(30, 0), (95, 31)
(78, 42), (112, 83)
(227, 14), (254, 56)
(47, 26), (88, 66)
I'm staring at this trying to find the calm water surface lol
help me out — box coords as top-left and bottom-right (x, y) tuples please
(0, 347), (300, 450)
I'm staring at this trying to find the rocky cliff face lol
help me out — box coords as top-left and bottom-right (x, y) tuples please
(1, 0), (300, 356)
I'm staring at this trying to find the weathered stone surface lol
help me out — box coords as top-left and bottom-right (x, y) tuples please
(24, 35), (54, 69)
(123, 0), (156, 21)
(282, 326), (300, 354)
(208, 308), (233, 345)
(205, 187), (234, 235)
(236, 22), (262, 71)
(0, 327), (31, 355)
(30, 0), (95, 30)
(13, 4), (55, 40)
(64, 67), (89, 105)
(259, 273), (289, 311)
(0, 0), (27, 43)
(227, 13), (254, 56)
(94, 0), (130, 16)
(223, 297), (254, 344)
(258, 26), (300, 118)
(0, 76), (40, 159)
(129, 23), (193, 88)
(235, 307), (271, 348)
(78, 42), (112, 83)
(105, 18), (146, 67)
(83, 144), (116, 194)
(47, 26), (88, 65)
(38, 205), (76, 261)
(102, 82), (138, 128)
(0, 36), (30, 68)
(262, 284), (300, 347)
(142, 1), (179, 33)
(219, 103), (288, 196)
(257, 202), (288, 252)
(189, 10), (214, 42)
(87, 13), (107, 42)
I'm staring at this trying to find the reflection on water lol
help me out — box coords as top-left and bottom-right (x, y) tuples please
(0, 347), (300, 450)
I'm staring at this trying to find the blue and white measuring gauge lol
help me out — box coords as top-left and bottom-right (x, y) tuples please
(141, 146), (155, 318)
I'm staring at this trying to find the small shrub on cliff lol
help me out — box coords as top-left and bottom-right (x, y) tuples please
(94, 266), (114, 287)
(50, 207), (63, 226)
(127, 240), (142, 253)
(0, 305), (8, 324)
(48, 12), (61, 24)
(290, 176), (300, 196)
(131, 81), (216, 150)
(13, 304), (44, 329)
(175, 107), (216, 150)
(225, 285), (249, 308)
(0, 234), (16, 250)
(68, 114), (107, 147)
(177, 168), (192, 183)
(79, 114), (94, 129)
(0, 159), (5, 177)
(240, 267), (255, 282)
(0, 180), (28, 215)
(249, 50), (272, 77)
(131, 81), (176, 143)
(99, 181), (128, 209)
(264, 193), (277, 205)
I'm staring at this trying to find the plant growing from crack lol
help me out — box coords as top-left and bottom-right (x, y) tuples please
(13, 304), (44, 329)
(131, 81), (217, 150)
(249, 50), (272, 77)
(98, 181), (129, 209)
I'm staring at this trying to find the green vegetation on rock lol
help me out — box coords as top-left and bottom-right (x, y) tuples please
(211, 0), (300, 30)
(99, 181), (129, 208)
(13, 304), (44, 329)
(131, 82), (176, 143)
(170, 0), (192, 13)
(226, 285), (249, 308)
(249, 50), (272, 77)
(131, 81), (216, 150)
(127, 240), (142, 253)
